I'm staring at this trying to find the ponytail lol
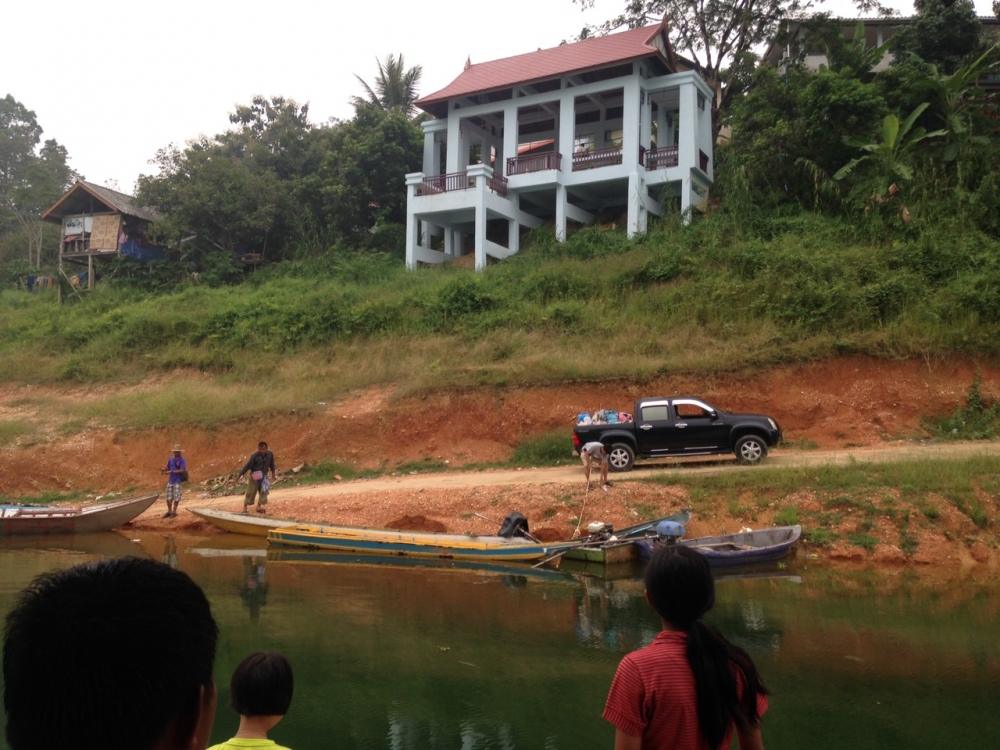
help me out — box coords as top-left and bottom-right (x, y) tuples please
(645, 545), (768, 747)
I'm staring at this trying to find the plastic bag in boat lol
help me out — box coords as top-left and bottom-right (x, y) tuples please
(497, 511), (530, 539)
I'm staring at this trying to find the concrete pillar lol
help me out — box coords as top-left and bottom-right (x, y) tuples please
(622, 77), (641, 168)
(627, 172), (641, 238)
(555, 183), (568, 242)
(677, 82), (697, 173)
(508, 193), (520, 253)
(403, 173), (423, 269)
(680, 176), (694, 224)
(446, 110), (465, 173)
(639, 90), (652, 152)
(558, 92), (575, 173)
(468, 163), (492, 272)
(655, 102), (668, 148)
(422, 130), (435, 175)
(502, 105), (518, 175)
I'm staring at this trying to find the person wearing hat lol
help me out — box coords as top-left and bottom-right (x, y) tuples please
(161, 445), (188, 518)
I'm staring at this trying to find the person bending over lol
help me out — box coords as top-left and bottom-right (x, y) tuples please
(210, 652), (294, 750)
(603, 545), (768, 749)
(580, 441), (610, 492)
(3, 557), (219, 750)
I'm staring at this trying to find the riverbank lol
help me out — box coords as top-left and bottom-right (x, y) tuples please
(132, 453), (1000, 570)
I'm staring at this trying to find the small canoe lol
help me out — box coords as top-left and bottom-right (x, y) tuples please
(0, 494), (158, 536)
(267, 523), (582, 562)
(562, 510), (692, 564)
(188, 507), (303, 537)
(637, 525), (802, 567)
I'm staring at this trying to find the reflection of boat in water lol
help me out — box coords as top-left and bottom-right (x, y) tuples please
(266, 547), (570, 581)
(637, 525), (802, 566)
(187, 507), (302, 537)
(0, 495), (158, 536)
(0, 530), (147, 558)
(267, 524), (583, 562)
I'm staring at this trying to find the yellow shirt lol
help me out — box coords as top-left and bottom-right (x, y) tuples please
(208, 738), (291, 750)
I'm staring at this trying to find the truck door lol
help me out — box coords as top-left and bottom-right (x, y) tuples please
(635, 401), (675, 454)
(665, 399), (729, 452)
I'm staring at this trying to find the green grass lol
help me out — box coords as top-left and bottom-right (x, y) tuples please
(774, 506), (800, 526)
(0, 490), (85, 505)
(847, 532), (878, 551)
(926, 376), (1000, 440)
(508, 430), (576, 467)
(1, 211), (999, 429)
(0, 419), (35, 445)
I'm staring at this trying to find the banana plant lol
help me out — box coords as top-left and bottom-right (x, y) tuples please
(834, 103), (948, 202)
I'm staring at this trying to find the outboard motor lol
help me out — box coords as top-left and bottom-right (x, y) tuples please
(586, 521), (614, 539)
(655, 520), (685, 545)
(498, 511), (530, 539)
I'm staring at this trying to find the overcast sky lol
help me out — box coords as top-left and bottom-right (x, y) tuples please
(2, 0), (994, 192)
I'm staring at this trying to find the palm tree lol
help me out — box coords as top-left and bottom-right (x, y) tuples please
(352, 55), (423, 117)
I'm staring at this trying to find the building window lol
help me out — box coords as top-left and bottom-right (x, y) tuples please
(604, 129), (623, 148)
(573, 135), (596, 154)
(697, 93), (706, 111)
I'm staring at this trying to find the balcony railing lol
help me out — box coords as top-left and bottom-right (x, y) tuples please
(489, 174), (508, 197)
(572, 146), (623, 171)
(415, 171), (508, 197)
(642, 146), (679, 170)
(507, 152), (561, 175)
(416, 171), (474, 195)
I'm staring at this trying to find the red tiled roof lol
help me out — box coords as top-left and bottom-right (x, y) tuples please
(416, 23), (671, 111)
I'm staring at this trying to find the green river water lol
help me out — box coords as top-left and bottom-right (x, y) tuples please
(0, 532), (997, 748)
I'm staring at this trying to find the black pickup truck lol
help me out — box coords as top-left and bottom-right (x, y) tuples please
(572, 397), (781, 471)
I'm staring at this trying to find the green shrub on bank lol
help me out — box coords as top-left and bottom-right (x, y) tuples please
(1, 211), (999, 390)
(928, 376), (1000, 440)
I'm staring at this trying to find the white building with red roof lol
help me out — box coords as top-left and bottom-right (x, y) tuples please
(404, 19), (714, 270)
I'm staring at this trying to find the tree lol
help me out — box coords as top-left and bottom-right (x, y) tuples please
(892, 0), (983, 74)
(0, 95), (73, 269)
(352, 55), (423, 117)
(575, 0), (813, 139)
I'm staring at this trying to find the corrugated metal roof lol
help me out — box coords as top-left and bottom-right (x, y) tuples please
(42, 180), (160, 222)
(416, 23), (670, 111)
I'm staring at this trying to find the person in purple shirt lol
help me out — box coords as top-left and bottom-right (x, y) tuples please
(161, 445), (188, 518)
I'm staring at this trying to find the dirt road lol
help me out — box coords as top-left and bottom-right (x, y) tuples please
(191, 439), (1000, 506)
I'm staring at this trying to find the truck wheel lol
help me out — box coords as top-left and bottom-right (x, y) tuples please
(735, 435), (767, 465)
(607, 443), (635, 472)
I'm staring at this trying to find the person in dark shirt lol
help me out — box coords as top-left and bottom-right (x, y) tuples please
(238, 441), (277, 514)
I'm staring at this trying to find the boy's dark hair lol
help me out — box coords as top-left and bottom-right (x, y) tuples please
(258, 441), (268, 449)
(645, 545), (767, 747)
(3, 557), (218, 750)
(230, 652), (294, 717)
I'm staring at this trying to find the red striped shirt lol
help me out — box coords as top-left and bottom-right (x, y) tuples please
(603, 630), (767, 749)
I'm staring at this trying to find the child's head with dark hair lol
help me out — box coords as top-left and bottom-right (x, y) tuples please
(3, 557), (218, 750)
(644, 543), (715, 627)
(230, 652), (294, 718)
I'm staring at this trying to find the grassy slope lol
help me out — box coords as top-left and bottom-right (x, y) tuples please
(1, 212), (998, 429)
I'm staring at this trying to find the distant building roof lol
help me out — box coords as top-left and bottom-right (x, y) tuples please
(41, 180), (160, 223)
(416, 22), (674, 114)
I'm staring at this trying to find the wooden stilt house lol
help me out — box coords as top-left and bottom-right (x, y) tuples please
(41, 180), (163, 293)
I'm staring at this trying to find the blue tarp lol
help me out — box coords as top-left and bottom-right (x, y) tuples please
(119, 238), (166, 262)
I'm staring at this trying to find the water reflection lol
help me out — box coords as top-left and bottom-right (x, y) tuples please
(0, 534), (998, 749)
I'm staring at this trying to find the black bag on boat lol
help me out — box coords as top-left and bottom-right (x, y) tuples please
(497, 511), (530, 539)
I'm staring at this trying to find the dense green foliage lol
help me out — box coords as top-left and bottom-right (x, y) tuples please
(1, 210), (998, 389)
(0, 94), (73, 274)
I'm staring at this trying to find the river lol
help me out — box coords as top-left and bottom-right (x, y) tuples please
(0, 533), (997, 748)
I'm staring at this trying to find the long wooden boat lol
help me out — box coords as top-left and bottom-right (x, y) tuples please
(636, 525), (802, 566)
(188, 507), (303, 537)
(267, 523), (583, 562)
(0, 494), (158, 536)
(562, 510), (692, 564)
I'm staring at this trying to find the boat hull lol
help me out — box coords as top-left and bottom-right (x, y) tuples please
(0, 495), (158, 536)
(636, 525), (802, 566)
(188, 507), (301, 537)
(562, 510), (691, 564)
(268, 524), (578, 562)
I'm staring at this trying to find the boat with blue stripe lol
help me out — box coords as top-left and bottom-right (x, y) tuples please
(267, 523), (584, 561)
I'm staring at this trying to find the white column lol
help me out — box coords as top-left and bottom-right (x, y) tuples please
(680, 176), (694, 224)
(558, 91), (575, 173)
(627, 172), (641, 238)
(468, 163), (491, 272)
(622, 76), (641, 168)
(639, 91), (652, 151)
(446, 109), (464, 173)
(677, 82), (697, 172)
(422, 130), (435, 175)
(655, 103), (668, 148)
(508, 193), (520, 253)
(555, 183), (568, 242)
(403, 175), (423, 269)
(502, 105), (518, 176)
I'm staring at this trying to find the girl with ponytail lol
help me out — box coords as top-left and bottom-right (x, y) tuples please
(603, 545), (768, 749)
